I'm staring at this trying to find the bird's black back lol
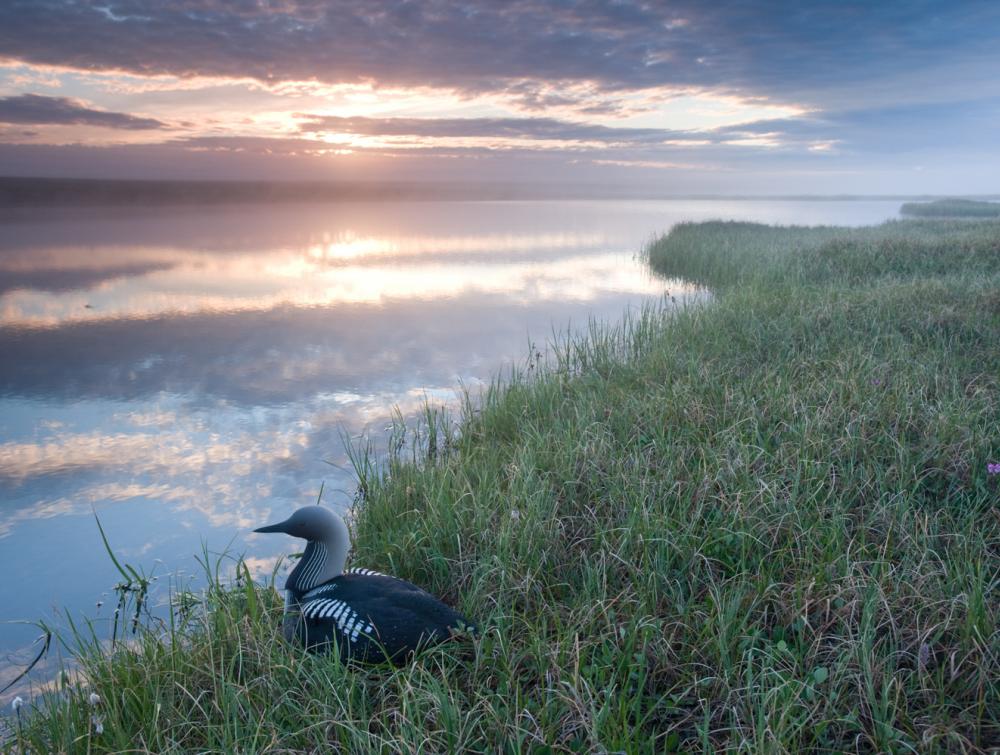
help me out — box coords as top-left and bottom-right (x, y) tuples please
(293, 571), (472, 664)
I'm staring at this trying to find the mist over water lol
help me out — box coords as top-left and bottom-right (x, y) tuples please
(0, 198), (901, 698)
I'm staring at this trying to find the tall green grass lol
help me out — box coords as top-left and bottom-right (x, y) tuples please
(900, 198), (1000, 218)
(644, 218), (1000, 287)
(10, 218), (1000, 753)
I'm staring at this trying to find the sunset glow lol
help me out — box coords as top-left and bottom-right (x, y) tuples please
(2, 2), (998, 193)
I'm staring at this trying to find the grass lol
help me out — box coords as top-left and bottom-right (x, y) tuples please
(9, 218), (1000, 753)
(900, 198), (1000, 218)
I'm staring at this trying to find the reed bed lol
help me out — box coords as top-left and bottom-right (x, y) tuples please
(900, 198), (1000, 218)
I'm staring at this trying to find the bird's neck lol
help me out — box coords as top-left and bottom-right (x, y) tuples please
(285, 537), (347, 595)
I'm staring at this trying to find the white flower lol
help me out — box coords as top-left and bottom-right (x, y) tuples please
(91, 714), (104, 735)
(88, 692), (101, 706)
(11, 696), (23, 711)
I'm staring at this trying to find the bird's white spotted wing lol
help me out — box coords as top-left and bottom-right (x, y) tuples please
(344, 567), (390, 577)
(301, 595), (374, 644)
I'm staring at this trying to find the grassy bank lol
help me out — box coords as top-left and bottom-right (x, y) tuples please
(11, 218), (1000, 753)
(900, 198), (1000, 218)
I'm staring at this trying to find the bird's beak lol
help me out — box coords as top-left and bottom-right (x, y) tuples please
(254, 518), (291, 534)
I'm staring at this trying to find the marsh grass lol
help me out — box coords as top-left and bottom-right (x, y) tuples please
(10, 218), (1000, 753)
(900, 199), (1000, 218)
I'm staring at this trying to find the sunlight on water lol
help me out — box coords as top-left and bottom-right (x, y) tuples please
(0, 198), (901, 698)
(1, 250), (664, 325)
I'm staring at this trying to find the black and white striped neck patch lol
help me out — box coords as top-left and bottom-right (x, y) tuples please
(289, 541), (328, 592)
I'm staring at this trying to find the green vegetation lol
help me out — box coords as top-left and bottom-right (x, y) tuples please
(11, 218), (1000, 753)
(900, 198), (1000, 218)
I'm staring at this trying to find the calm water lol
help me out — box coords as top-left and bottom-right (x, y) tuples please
(0, 199), (902, 699)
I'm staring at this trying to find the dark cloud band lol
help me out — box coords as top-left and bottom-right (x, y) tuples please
(1, 1), (998, 106)
(297, 115), (700, 144)
(0, 94), (166, 130)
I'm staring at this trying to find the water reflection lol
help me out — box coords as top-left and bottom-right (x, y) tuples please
(0, 250), (658, 326)
(0, 199), (902, 701)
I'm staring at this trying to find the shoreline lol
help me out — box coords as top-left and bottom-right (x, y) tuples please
(3, 176), (999, 208)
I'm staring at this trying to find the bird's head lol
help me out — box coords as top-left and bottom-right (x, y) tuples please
(254, 505), (348, 544)
(255, 506), (351, 594)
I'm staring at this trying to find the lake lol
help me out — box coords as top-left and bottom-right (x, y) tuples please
(0, 198), (902, 699)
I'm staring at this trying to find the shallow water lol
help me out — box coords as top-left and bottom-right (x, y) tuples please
(0, 198), (901, 698)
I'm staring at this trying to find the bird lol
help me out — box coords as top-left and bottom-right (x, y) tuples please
(253, 505), (474, 664)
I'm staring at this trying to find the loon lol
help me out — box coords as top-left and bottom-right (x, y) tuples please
(254, 506), (473, 664)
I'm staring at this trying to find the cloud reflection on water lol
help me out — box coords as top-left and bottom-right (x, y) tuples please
(0, 290), (679, 403)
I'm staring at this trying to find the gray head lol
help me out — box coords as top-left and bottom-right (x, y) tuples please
(254, 506), (351, 593)
(254, 505), (349, 543)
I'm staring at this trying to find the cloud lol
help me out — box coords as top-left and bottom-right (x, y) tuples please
(0, 93), (166, 129)
(297, 114), (703, 145)
(0, 2), (997, 191)
(714, 97), (1000, 155)
(0, 2), (998, 109)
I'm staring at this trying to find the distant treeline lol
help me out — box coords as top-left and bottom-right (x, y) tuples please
(2, 176), (999, 207)
(900, 198), (1000, 218)
(0, 176), (545, 206)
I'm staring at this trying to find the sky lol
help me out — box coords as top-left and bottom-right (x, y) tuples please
(0, 0), (998, 194)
